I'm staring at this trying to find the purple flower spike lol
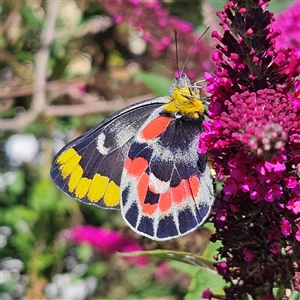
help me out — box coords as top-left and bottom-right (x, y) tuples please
(199, 0), (300, 298)
(101, 0), (212, 78)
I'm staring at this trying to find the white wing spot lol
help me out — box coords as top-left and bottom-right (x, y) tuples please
(97, 133), (110, 155)
(149, 173), (170, 194)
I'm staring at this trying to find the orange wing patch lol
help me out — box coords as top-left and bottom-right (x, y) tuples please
(158, 190), (172, 213)
(140, 116), (170, 140)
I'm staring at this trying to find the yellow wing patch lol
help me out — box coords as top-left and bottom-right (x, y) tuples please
(58, 148), (81, 179)
(88, 174), (109, 202)
(104, 181), (120, 207)
(56, 148), (120, 207)
(68, 164), (83, 192)
(75, 177), (91, 199)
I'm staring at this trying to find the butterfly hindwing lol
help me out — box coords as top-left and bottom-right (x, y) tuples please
(50, 97), (168, 209)
(120, 108), (215, 240)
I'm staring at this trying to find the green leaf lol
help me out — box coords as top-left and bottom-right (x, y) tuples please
(289, 291), (300, 300)
(168, 260), (225, 300)
(6, 170), (26, 197)
(120, 249), (215, 271)
(14, 50), (35, 62)
(185, 268), (225, 300)
(134, 71), (172, 96)
(3, 205), (37, 225)
(77, 243), (94, 262)
(0, 36), (6, 49)
(36, 252), (59, 271)
(203, 221), (215, 232)
(0, 275), (15, 293)
(20, 5), (43, 28)
(11, 230), (36, 257)
(202, 239), (222, 261)
(87, 262), (107, 278)
(28, 179), (58, 212)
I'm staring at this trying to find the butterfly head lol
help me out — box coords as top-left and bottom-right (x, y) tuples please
(165, 73), (205, 119)
(175, 73), (191, 88)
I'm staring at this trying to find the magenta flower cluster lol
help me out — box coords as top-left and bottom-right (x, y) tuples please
(61, 225), (148, 266)
(198, 0), (300, 299)
(101, 0), (212, 78)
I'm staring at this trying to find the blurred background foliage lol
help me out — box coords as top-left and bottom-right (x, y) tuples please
(0, 0), (294, 299)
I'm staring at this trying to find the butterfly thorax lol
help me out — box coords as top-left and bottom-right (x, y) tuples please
(164, 74), (205, 119)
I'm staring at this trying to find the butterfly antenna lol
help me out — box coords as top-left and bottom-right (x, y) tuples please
(174, 29), (180, 78)
(180, 26), (210, 74)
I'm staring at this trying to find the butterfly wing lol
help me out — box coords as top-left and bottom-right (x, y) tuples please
(120, 108), (215, 240)
(50, 97), (168, 209)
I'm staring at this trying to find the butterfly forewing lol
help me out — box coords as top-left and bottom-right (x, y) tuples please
(50, 97), (168, 209)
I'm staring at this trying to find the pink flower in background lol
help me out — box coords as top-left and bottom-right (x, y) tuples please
(287, 199), (300, 214)
(101, 0), (212, 78)
(296, 227), (300, 242)
(199, 0), (300, 298)
(154, 262), (172, 281)
(61, 226), (148, 266)
(273, 0), (300, 50)
(281, 219), (292, 236)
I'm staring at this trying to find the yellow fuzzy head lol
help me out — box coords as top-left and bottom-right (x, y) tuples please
(164, 74), (205, 119)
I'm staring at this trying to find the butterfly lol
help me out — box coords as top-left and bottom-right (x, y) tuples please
(50, 72), (215, 241)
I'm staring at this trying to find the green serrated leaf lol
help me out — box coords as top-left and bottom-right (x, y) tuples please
(185, 268), (225, 300)
(167, 260), (225, 300)
(134, 71), (172, 96)
(203, 221), (215, 232)
(203, 240), (222, 261)
(120, 249), (216, 271)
